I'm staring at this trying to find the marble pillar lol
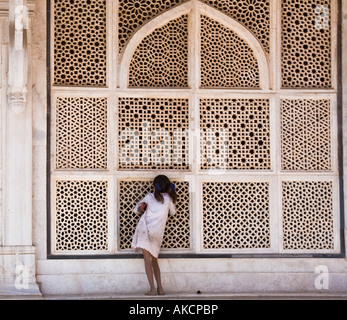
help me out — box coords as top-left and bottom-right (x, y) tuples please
(0, 0), (41, 298)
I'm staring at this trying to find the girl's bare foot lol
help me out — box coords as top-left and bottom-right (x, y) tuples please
(157, 287), (165, 295)
(145, 289), (157, 296)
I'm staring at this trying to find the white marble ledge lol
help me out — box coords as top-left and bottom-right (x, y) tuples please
(42, 292), (347, 301)
(0, 284), (42, 299)
(37, 257), (347, 275)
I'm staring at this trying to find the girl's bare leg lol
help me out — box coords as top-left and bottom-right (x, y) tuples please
(152, 257), (165, 295)
(142, 249), (157, 295)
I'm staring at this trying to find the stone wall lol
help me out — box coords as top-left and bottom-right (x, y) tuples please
(1, 0), (346, 297)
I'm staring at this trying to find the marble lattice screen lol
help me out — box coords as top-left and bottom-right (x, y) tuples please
(49, 0), (340, 256)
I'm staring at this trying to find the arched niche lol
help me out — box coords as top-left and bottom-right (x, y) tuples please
(119, 0), (270, 90)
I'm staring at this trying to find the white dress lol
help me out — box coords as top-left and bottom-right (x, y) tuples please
(131, 193), (176, 258)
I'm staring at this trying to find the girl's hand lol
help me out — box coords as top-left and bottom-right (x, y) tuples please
(138, 202), (147, 215)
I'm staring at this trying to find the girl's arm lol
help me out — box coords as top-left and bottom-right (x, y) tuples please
(134, 194), (150, 215)
(168, 200), (176, 216)
(133, 202), (142, 215)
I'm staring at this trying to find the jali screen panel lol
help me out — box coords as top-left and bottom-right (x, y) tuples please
(55, 180), (109, 252)
(200, 99), (271, 170)
(118, 97), (190, 170)
(55, 97), (108, 170)
(281, 0), (332, 88)
(282, 181), (334, 250)
(128, 15), (189, 88)
(202, 182), (271, 249)
(118, 180), (191, 250)
(200, 16), (260, 88)
(53, 0), (107, 86)
(281, 99), (332, 171)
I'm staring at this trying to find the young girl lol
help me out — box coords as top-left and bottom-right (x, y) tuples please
(131, 175), (177, 296)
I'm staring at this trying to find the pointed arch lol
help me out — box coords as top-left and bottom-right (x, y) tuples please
(119, 0), (270, 90)
(197, 1), (270, 90)
(119, 1), (193, 89)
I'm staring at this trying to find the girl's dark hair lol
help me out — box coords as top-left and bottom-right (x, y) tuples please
(153, 175), (177, 204)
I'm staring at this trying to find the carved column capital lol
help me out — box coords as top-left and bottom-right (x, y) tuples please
(8, 86), (27, 114)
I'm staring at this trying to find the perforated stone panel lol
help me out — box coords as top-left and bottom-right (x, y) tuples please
(200, 16), (260, 88)
(118, 0), (188, 53)
(281, 0), (331, 88)
(118, 97), (189, 169)
(203, 182), (271, 249)
(50, 0), (339, 257)
(281, 99), (331, 171)
(55, 97), (108, 170)
(282, 181), (334, 250)
(200, 0), (270, 54)
(55, 180), (109, 251)
(200, 99), (270, 170)
(118, 180), (191, 250)
(128, 15), (189, 88)
(54, 0), (107, 86)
